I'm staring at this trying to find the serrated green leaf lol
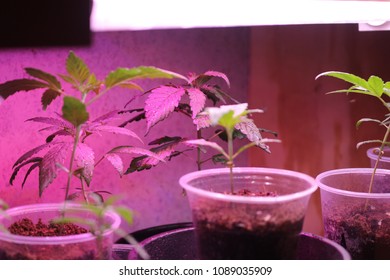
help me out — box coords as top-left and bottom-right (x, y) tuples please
(383, 82), (390, 98)
(104, 66), (187, 89)
(58, 74), (77, 86)
(0, 79), (48, 99)
(316, 71), (370, 90)
(66, 51), (90, 84)
(25, 67), (62, 90)
(367, 75), (384, 97)
(86, 74), (102, 94)
(62, 96), (89, 126)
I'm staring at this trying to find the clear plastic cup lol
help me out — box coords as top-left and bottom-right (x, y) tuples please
(0, 203), (121, 260)
(316, 168), (390, 259)
(179, 167), (317, 259)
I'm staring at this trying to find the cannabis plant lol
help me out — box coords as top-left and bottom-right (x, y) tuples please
(316, 71), (390, 193)
(125, 71), (277, 173)
(0, 51), (187, 202)
(185, 103), (280, 192)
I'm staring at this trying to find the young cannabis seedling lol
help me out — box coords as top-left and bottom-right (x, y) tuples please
(185, 103), (280, 192)
(0, 51), (186, 202)
(54, 195), (149, 260)
(316, 71), (390, 193)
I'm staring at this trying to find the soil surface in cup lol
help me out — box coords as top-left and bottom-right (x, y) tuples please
(8, 218), (88, 236)
(0, 218), (106, 260)
(324, 203), (390, 259)
(193, 188), (303, 260)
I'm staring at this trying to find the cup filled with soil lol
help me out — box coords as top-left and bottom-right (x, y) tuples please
(179, 167), (317, 260)
(0, 203), (121, 260)
(316, 168), (390, 259)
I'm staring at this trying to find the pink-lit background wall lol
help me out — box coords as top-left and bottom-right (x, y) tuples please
(0, 28), (250, 234)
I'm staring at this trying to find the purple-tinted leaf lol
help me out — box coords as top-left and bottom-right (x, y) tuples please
(119, 111), (146, 127)
(46, 130), (73, 143)
(13, 142), (54, 168)
(104, 153), (124, 176)
(27, 116), (74, 130)
(145, 86), (186, 133)
(75, 143), (95, 186)
(105, 146), (166, 175)
(193, 114), (211, 130)
(0, 79), (48, 99)
(203, 71), (230, 87)
(148, 136), (182, 146)
(107, 146), (165, 160)
(10, 157), (42, 186)
(127, 147), (175, 174)
(126, 140), (183, 174)
(41, 89), (61, 110)
(190, 71), (230, 88)
(187, 88), (206, 119)
(88, 125), (143, 143)
(92, 110), (120, 124)
(22, 162), (40, 188)
(235, 119), (270, 152)
(185, 139), (226, 157)
(39, 142), (70, 196)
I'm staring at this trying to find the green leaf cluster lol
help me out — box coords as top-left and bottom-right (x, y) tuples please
(316, 71), (390, 193)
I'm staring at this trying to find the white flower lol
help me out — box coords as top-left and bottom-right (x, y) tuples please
(205, 103), (248, 125)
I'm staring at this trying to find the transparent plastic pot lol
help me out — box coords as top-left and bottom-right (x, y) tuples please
(367, 147), (390, 169)
(0, 203), (121, 260)
(316, 168), (390, 259)
(179, 167), (317, 260)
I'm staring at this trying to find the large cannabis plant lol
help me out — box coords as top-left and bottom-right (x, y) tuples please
(0, 51), (187, 202)
(124, 71), (277, 173)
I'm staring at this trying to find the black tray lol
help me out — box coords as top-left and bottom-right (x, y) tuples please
(113, 227), (350, 260)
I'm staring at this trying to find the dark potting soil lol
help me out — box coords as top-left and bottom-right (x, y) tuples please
(324, 204), (390, 260)
(193, 188), (303, 260)
(8, 218), (88, 236)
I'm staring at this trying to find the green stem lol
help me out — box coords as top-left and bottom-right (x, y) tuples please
(368, 124), (390, 194)
(227, 128), (234, 193)
(367, 97), (390, 194)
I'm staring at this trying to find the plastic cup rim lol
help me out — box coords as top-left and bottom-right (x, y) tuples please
(316, 167), (390, 198)
(179, 167), (317, 204)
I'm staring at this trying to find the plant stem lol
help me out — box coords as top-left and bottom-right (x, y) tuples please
(197, 130), (202, 171)
(368, 125), (390, 194)
(64, 125), (82, 201)
(227, 128), (234, 193)
(367, 97), (390, 194)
